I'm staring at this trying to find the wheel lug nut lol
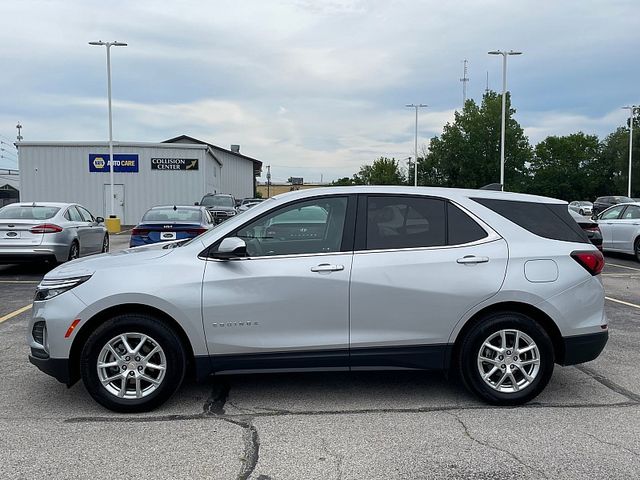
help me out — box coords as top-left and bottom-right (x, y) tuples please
(510, 365), (515, 369)
(122, 365), (127, 370)
(129, 371), (135, 376)
(137, 366), (143, 371)
(125, 356), (130, 361)
(513, 356), (518, 361)
(501, 364), (506, 369)
(135, 356), (141, 362)
(506, 350), (512, 355)
(498, 355), (503, 360)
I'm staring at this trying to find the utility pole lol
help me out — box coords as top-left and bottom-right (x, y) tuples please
(460, 59), (469, 107)
(488, 50), (522, 190)
(485, 72), (490, 95)
(405, 104), (428, 186)
(266, 165), (271, 198)
(622, 105), (639, 197)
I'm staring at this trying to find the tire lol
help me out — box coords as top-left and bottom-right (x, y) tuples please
(579, 209), (584, 216)
(101, 234), (110, 253)
(80, 313), (187, 412)
(635, 238), (640, 263)
(68, 241), (80, 261)
(458, 311), (554, 406)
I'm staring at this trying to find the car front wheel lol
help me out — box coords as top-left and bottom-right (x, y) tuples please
(80, 313), (186, 412)
(458, 311), (554, 405)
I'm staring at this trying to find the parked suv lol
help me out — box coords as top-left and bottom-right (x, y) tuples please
(28, 187), (607, 412)
(198, 193), (237, 224)
(593, 196), (633, 216)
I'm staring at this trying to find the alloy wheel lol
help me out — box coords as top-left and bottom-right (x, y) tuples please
(96, 333), (167, 399)
(477, 329), (541, 393)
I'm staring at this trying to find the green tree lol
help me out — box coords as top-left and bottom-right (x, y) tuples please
(352, 157), (406, 185)
(527, 133), (600, 200)
(419, 92), (532, 191)
(331, 176), (357, 186)
(598, 125), (640, 198)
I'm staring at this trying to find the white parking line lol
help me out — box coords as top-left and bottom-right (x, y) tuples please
(606, 297), (640, 310)
(606, 263), (640, 272)
(0, 304), (32, 324)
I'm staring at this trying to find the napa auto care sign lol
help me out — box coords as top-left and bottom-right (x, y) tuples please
(89, 154), (139, 173)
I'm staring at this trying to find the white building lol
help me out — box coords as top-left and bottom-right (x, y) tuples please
(0, 170), (19, 207)
(16, 135), (262, 224)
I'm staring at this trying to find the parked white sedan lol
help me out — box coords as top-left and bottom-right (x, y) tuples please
(597, 202), (640, 261)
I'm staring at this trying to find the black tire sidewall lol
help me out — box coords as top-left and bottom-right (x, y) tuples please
(459, 312), (554, 405)
(68, 241), (79, 261)
(102, 234), (109, 253)
(80, 314), (186, 413)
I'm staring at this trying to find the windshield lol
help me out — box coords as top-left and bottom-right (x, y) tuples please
(201, 196), (234, 208)
(0, 205), (60, 220)
(614, 197), (633, 203)
(142, 208), (202, 223)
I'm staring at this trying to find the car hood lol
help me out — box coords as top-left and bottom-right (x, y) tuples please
(44, 242), (175, 280)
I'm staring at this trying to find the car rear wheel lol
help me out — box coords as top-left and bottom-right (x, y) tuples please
(101, 234), (109, 253)
(458, 311), (554, 405)
(68, 241), (79, 261)
(634, 238), (640, 263)
(80, 313), (186, 412)
(579, 209), (584, 215)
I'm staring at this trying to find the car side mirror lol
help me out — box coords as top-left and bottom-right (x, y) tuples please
(211, 237), (247, 260)
(96, 217), (105, 223)
(194, 202), (199, 206)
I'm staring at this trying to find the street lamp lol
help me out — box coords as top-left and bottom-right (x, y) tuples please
(89, 40), (127, 220)
(488, 50), (522, 190)
(405, 104), (427, 186)
(622, 105), (639, 197)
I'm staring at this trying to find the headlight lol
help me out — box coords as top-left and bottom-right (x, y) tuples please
(35, 275), (92, 301)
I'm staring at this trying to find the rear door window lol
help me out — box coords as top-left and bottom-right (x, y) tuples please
(622, 205), (640, 220)
(66, 206), (83, 222)
(447, 203), (488, 245)
(76, 206), (95, 222)
(365, 196), (446, 250)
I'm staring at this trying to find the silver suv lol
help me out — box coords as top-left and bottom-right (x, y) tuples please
(28, 187), (608, 412)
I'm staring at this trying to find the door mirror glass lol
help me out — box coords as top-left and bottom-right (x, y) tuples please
(96, 216), (105, 223)
(211, 237), (247, 259)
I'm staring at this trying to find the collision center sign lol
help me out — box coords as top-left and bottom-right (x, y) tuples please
(89, 154), (139, 173)
(151, 158), (199, 171)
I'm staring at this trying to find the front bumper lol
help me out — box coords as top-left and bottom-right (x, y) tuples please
(559, 330), (608, 365)
(29, 351), (71, 385)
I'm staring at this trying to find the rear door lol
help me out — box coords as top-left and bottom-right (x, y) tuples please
(76, 205), (103, 252)
(349, 195), (508, 370)
(597, 205), (625, 250)
(65, 206), (92, 255)
(612, 205), (640, 253)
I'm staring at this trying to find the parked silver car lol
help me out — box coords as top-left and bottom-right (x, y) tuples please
(0, 202), (108, 263)
(597, 202), (640, 261)
(568, 201), (593, 216)
(28, 187), (607, 412)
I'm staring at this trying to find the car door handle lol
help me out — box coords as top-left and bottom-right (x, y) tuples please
(456, 255), (489, 265)
(311, 264), (344, 272)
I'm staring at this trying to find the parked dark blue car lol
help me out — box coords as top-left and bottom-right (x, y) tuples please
(130, 205), (215, 247)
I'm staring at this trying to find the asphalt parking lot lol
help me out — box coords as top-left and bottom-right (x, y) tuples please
(1, 237), (640, 479)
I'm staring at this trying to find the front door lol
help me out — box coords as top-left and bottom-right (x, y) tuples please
(349, 195), (508, 370)
(201, 195), (354, 372)
(103, 184), (125, 222)
(597, 205), (625, 250)
(612, 205), (640, 252)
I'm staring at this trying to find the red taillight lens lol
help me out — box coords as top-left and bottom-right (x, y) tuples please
(131, 228), (150, 236)
(584, 226), (601, 233)
(571, 250), (605, 276)
(30, 224), (63, 234)
(186, 228), (207, 236)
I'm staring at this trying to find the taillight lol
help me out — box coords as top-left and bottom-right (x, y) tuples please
(584, 226), (601, 233)
(131, 228), (150, 236)
(186, 228), (207, 236)
(30, 224), (63, 234)
(571, 250), (605, 276)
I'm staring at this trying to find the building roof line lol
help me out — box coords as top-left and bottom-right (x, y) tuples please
(16, 141), (209, 149)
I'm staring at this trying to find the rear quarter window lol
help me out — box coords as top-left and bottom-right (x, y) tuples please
(471, 198), (589, 244)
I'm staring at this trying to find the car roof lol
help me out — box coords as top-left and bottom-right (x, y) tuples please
(271, 186), (567, 205)
(11, 202), (73, 208)
(148, 205), (203, 211)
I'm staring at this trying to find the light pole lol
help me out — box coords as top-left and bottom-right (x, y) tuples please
(488, 50), (522, 190)
(89, 40), (127, 220)
(405, 104), (427, 186)
(622, 105), (639, 197)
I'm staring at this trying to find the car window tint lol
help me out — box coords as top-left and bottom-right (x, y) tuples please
(234, 197), (348, 256)
(447, 202), (488, 245)
(600, 206), (624, 220)
(67, 206), (83, 222)
(366, 196), (445, 250)
(472, 198), (589, 244)
(77, 206), (94, 222)
(622, 206), (640, 220)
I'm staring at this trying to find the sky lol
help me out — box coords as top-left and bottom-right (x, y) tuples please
(0, 0), (639, 182)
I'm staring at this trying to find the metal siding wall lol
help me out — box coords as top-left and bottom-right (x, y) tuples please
(18, 145), (208, 224)
(216, 150), (254, 198)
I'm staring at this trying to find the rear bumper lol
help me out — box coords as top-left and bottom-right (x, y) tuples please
(559, 330), (608, 366)
(0, 244), (68, 263)
(29, 351), (72, 385)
